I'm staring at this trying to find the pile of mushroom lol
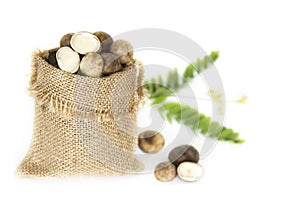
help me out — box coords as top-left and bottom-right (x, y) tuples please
(138, 131), (204, 182)
(47, 31), (133, 78)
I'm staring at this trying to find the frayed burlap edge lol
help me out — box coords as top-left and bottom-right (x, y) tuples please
(17, 50), (145, 177)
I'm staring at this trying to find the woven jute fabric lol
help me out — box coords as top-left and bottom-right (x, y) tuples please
(17, 50), (144, 177)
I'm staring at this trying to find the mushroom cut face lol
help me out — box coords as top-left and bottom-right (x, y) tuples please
(177, 162), (204, 182)
(71, 31), (101, 55)
(56, 47), (80, 73)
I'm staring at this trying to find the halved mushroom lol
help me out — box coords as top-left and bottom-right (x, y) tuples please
(70, 31), (101, 55)
(56, 47), (80, 73)
(177, 162), (204, 182)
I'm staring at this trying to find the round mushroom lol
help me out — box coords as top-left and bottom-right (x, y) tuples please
(168, 145), (200, 167)
(177, 162), (204, 182)
(60, 33), (73, 47)
(110, 39), (133, 64)
(102, 53), (122, 75)
(47, 48), (59, 67)
(138, 130), (165, 153)
(154, 162), (177, 182)
(93, 31), (113, 52)
(79, 52), (104, 77)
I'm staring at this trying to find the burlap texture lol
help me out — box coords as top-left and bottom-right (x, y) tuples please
(17, 50), (144, 177)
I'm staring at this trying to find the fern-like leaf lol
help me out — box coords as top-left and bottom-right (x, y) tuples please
(159, 102), (244, 143)
(143, 51), (219, 102)
(143, 51), (244, 144)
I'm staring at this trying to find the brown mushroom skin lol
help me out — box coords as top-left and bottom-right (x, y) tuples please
(93, 31), (113, 52)
(119, 52), (133, 64)
(138, 130), (165, 153)
(154, 162), (177, 182)
(168, 145), (200, 167)
(110, 40), (133, 64)
(59, 33), (73, 47)
(47, 48), (59, 67)
(79, 52), (104, 77)
(101, 53), (122, 75)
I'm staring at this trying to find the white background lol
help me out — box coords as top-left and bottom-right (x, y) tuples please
(1, 0), (299, 199)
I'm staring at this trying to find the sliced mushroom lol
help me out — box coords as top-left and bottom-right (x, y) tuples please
(168, 145), (200, 167)
(102, 53), (122, 75)
(60, 33), (73, 47)
(110, 40), (133, 64)
(70, 31), (101, 55)
(79, 52), (103, 77)
(154, 162), (177, 182)
(138, 130), (165, 153)
(93, 31), (113, 52)
(177, 162), (204, 182)
(56, 47), (80, 73)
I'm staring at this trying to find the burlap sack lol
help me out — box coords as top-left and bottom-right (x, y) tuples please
(17, 50), (144, 177)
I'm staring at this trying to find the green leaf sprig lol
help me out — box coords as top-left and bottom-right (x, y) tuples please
(159, 102), (244, 143)
(142, 51), (244, 143)
(143, 51), (219, 104)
